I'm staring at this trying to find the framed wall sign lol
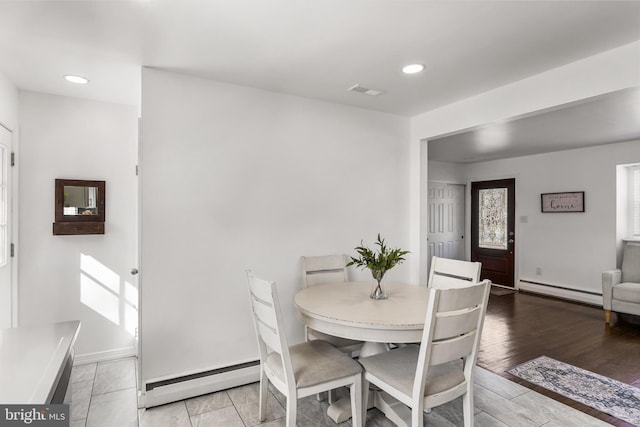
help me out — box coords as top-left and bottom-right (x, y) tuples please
(541, 191), (585, 213)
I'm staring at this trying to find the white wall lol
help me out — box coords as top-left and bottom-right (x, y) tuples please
(464, 140), (640, 298)
(18, 91), (138, 361)
(428, 160), (465, 184)
(0, 72), (18, 130)
(140, 68), (410, 385)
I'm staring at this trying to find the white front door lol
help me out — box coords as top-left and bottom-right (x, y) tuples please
(0, 125), (12, 329)
(426, 182), (465, 273)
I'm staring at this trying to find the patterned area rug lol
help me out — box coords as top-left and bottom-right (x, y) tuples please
(508, 356), (640, 426)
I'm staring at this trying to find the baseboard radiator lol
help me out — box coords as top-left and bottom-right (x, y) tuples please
(518, 279), (603, 306)
(142, 360), (261, 408)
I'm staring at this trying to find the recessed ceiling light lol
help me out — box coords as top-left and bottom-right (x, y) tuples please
(64, 75), (89, 84)
(402, 64), (425, 74)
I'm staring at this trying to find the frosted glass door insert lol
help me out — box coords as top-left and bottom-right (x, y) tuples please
(478, 188), (507, 250)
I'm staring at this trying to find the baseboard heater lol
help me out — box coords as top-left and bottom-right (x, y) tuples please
(143, 360), (261, 408)
(518, 279), (603, 306)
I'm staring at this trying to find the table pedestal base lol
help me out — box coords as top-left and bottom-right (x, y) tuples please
(326, 389), (375, 424)
(327, 341), (410, 425)
(373, 391), (411, 427)
(326, 389), (417, 427)
(359, 342), (389, 358)
(327, 389), (431, 427)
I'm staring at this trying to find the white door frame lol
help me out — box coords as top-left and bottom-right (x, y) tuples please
(136, 117), (144, 405)
(1, 121), (18, 327)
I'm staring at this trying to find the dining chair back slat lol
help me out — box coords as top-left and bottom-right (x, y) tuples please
(432, 308), (481, 340)
(250, 294), (279, 330)
(429, 275), (475, 289)
(302, 255), (349, 288)
(429, 331), (478, 366)
(249, 273), (279, 303)
(428, 256), (482, 289)
(306, 270), (347, 287)
(436, 284), (487, 311)
(255, 317), (283, 354)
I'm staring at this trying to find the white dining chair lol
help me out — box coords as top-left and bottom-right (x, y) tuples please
(428, 256), (482, 289)
(246, 270), (363, 427)
(359, 280), (491, 427)
(301, 255), (363, 355)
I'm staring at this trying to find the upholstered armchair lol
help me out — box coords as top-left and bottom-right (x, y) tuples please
(602, 243), (640, 324)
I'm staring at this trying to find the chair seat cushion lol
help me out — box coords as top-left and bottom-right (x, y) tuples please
(613, 282), (640, 303)
(359, 345), (465, 397)
(266, 340), (362, 389)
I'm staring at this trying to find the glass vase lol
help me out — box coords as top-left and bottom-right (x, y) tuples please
(370, 269), (387, 300)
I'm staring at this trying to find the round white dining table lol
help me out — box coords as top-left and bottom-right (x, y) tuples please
(294, 281), (428, 346)
(294, 281), (429, 425)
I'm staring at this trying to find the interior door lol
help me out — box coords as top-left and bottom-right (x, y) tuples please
(471, 178), (515, 287)
(427, 182), (465, 273)
(0, 125), (12, 328)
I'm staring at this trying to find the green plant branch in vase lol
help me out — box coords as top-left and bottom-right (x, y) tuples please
(346, 234), (410, 300)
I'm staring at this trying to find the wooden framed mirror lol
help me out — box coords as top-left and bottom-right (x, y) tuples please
(53, 179), (105, 235)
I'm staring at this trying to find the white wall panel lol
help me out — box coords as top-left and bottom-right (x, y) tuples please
(140, 68), (410, 387)
(0, 72), (17, 130)
(18, 91), (138, 357)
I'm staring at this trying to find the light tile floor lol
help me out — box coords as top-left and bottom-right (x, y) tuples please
(66, 357), (138, 427)
(67, 357), (611, 427)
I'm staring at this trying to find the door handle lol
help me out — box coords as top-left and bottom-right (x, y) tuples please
(131, 268), (139, 275)
(508, 239), (514, 243)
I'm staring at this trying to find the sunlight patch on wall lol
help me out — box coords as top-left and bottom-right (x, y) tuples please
(80, 254), (138, 336)
(124, 280), (138, 308)
(81, 273), (119, 325)
(81, 253), (119, 293)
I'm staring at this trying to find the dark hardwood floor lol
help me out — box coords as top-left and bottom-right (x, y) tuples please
(478, 290), (640, 426)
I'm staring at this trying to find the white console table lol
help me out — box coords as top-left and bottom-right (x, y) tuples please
(0, 320), (80, 404)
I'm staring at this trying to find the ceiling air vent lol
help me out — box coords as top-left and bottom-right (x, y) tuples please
(347, 84), (384, 96)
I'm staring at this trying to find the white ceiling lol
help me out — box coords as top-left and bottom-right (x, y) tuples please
(428, 87), (640, 163)
(1, 0), (639, 118)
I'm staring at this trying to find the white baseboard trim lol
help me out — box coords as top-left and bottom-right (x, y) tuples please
(518, 279), (603, 306)
(142, 364), (260, 408)
(74, 346), (137, 365)
(491, 283), (515, 290)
